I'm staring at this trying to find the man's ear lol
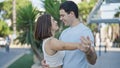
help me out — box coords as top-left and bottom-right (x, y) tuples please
(70, 11), (75, 17)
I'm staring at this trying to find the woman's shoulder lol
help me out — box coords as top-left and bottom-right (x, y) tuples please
(49, 37), (58, 43)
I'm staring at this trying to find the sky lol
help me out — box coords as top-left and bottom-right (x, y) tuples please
(0, 0), (45, 11)
(0, 0), (4, 2)
(1, 0), (119, 19)
(31, 0), (45, 11)
(31, 0), (81, 11)
(100, 3), (120, 19)
(0, 0), (82, 11)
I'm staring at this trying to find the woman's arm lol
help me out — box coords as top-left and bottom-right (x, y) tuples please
(49, 38), (80, 51)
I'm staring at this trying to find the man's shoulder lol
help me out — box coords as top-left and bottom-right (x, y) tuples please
(59, 27), (70, 39)
(80, 24), (91, 31)
(61, 27), (70, 33)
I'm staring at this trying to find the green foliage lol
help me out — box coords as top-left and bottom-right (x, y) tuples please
(44, 0), (59, 21)
(78, 0), (97, 31)
(114, 7), (120, 43)
(43, 0), (65, 26)
(78, 0), (97, 23)
(114, 36), (120, 43)
(16, 2), (40, 47)
(114, 7), (120, 17)
(0, 20), (10, 37)
(43, 0), (66, 38)
(0, 2), (3, 12)
(2, 0), (12, 19)
(87, 23), (98, 32)
(15, 1), (44, 60)
(1, 0), (30, 20)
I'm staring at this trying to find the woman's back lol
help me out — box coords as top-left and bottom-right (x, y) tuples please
(42, 37), (65, 68)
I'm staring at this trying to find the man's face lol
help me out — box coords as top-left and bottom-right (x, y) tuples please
(60, 9), (71, 26)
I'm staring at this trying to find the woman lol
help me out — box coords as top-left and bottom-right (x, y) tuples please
(34, 14), (81, 68)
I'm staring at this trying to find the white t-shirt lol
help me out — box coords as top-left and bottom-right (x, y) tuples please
(42, 38), (65, 67)
(59, 23), (94, 68)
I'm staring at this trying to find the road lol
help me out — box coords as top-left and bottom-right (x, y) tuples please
(0, 47), (30, 68)
(0, 46), (120, 68)
(89, 47), (120, 68)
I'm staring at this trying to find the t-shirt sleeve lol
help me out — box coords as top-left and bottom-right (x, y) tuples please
(82, 29), (95, 46)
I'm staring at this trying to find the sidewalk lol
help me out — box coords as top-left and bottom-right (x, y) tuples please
(1, 45), (120, 68)
(89, 47), (120, 68)
(0, 45), (30, 68)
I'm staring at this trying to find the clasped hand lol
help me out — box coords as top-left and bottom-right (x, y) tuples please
(78, 36), (92, 54)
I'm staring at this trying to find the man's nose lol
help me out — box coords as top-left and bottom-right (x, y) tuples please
(60, 17), (62, 20)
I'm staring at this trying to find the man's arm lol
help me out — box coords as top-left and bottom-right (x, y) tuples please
(78, 36), (97, 65)
(85, 46), (97, 65)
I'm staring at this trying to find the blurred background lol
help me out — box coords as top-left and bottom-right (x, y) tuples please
(0, 0), (120, 68)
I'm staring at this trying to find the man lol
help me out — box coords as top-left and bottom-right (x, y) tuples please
(42, 1), (97, 68)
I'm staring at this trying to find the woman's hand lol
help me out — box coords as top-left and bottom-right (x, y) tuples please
(41, 59), (49, 68)
(78, 36), (92, 54)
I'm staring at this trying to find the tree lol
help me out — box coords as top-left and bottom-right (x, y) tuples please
(77, 0), (97, 32)
(0, 20), (10, 37)
(16, 2), (42, 61)
(78, 0), (97, 23)
(114, 7), (120, 17)
(0, 2), (3, 12)
(0, 0), (31, 32)
(114, 7), (120, 42)
(1, 0), (12, 20)
(1, 0), (30, 20)
(43, 0), (66, 38)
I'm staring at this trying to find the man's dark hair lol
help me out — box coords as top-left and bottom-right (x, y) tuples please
(59, 1), (79, 18)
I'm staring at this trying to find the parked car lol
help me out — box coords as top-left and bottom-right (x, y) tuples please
(0, 37), (7, 47)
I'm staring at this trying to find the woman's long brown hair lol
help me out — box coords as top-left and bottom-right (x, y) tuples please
(34, 14), (52, 41)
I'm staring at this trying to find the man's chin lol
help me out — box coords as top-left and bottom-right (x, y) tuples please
(63, 22), (69, 26)
(64, 23), (68, 26)
(64, 24), (70, 26)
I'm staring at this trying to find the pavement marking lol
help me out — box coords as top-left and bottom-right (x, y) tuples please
(3, 53), (25, 68)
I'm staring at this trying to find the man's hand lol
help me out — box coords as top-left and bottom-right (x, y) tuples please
(78, 36), (92, 54)
(78, 36), (97, 65)
(41, 59), (49, 68)
(79, 37), (97, 65)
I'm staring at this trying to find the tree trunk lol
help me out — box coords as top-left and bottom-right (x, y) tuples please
(12, 0), (16, 38)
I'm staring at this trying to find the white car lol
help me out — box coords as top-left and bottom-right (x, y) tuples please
(0, 37), (7, 47)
